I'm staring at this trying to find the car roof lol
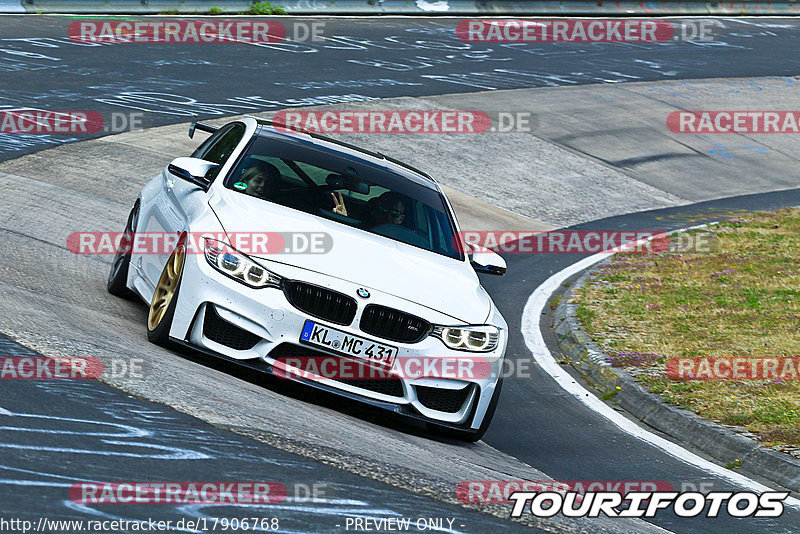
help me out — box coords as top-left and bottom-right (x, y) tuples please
(254, 120), (439, 191)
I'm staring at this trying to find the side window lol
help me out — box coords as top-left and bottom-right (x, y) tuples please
(191, 123), (246, 180)
(191, 125), (228, 159)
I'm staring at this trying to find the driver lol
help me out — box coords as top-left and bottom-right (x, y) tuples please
(370, 192), (406, 227)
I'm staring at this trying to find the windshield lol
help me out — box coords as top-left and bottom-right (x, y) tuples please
(224, 134), (463, 260)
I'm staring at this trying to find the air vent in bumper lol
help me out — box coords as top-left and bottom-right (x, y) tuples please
(203, 305), (261, 351)
(415, 384), (473, 413)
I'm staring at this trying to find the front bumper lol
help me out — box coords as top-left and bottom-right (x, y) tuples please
(169, 251), (508, 430)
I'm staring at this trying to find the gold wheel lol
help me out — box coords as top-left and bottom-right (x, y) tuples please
(147, 244), (185, 331)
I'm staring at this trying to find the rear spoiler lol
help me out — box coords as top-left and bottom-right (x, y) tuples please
(189, 117), (218, 139)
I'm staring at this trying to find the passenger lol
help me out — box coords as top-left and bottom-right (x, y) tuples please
(236, 162), (281, 199)
(329, 191), (407, 226)
(331, 191), (348, 216)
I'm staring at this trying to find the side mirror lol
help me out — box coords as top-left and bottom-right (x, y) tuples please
(167, 157), (218, 192)
(468, 244), (507, 276)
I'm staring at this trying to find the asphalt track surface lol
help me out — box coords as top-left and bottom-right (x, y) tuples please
(1, 15), (800, 160)
(0, 335), (521, 533)
(2, 14), (800, 534)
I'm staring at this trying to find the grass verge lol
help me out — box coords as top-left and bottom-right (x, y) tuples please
(575, 208), (800, 454)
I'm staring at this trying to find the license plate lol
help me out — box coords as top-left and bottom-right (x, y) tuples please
(300, 320), (397, 367)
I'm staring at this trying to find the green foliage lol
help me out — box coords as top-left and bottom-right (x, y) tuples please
(249, 2), (287, 15)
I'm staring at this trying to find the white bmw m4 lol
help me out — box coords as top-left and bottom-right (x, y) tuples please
(108, 117), (509, 441)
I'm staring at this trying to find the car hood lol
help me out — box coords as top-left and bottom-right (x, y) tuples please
(208, 189), (490, 324)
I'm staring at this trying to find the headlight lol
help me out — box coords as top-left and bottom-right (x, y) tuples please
(203, 238), (282, 289)
(431, 325), (500, 352)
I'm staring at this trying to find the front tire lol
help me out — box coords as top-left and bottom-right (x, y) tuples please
(146, 236), (186, 347)
(427, 376), (504, 443)
(107, 202), (139, 299)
